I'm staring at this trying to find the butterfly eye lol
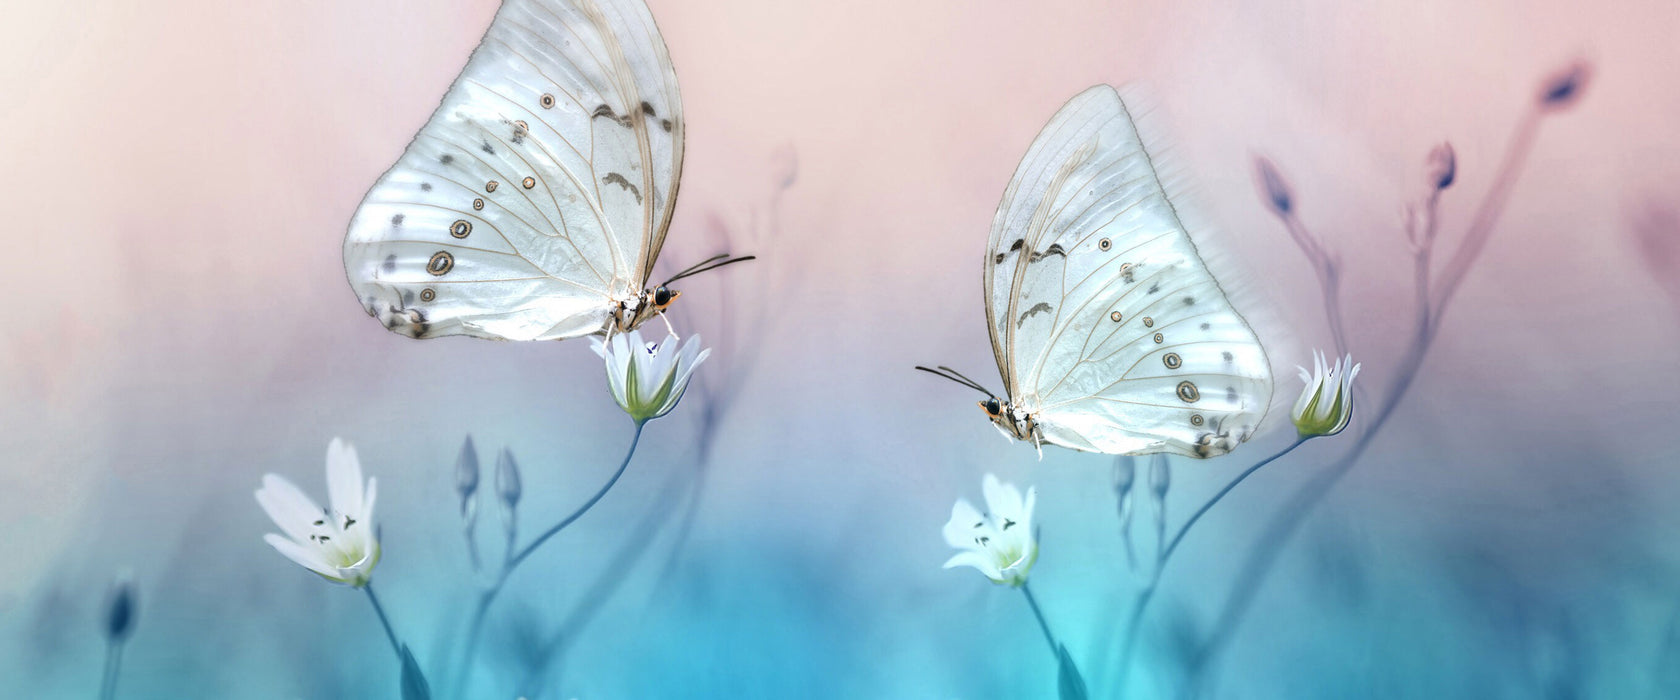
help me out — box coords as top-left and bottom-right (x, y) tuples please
(653, 286), (672, 306)
(985, 398), (1002, 416)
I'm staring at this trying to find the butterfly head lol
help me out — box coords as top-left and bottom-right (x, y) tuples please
(980, 398), (1040, 443)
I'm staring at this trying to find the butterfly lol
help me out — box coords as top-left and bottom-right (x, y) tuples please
(343, 0), (750, 342)
(920, 85), (1272, 458)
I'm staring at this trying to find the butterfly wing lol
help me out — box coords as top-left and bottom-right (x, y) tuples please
(993, 85), (1272, 457)
(343, 0), (683, 341)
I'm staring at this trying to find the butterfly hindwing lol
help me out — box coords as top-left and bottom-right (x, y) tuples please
(985, 86), (1272, 457)
(343, 0), (683, 341)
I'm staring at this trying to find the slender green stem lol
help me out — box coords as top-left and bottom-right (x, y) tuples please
(509, 422), (645, 569)
(1020, 583), (1060, 657)
(1160, 439), (1307, 566)
(363, 584), (402, 658)
(453, 422), (646, 696)
(1115, 438), (1307, 687)
(98, 641), (123, 700)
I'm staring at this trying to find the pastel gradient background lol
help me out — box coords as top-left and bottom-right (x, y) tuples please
(2, 0), (1678, 697)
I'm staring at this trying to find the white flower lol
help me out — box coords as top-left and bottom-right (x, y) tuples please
(1292, 350), (1361, 438)
(590, 329), (709, 423)
(942, 474), (1038, 587)
(255, 438), (381, 587)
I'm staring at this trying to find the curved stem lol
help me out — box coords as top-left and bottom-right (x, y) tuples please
(363, 584), (402, 658)
(509, 422), (645, 570)
(1115, 438), (1306, 687)
(1021, 583), (1060, 657)
(1160, 439), (1307, 566)
(453, 422), (646, 696)
(1186, 104), (1555, 692)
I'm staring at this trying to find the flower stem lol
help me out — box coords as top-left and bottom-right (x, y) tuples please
(98, 641), (123, 700)
(453, 421), (646, 696)
(363, 584), (402, 658)
(1186, 99), (1559, 690)
(1020, 582), (1060, 657)
(1115, 438), (1306, 687)
(509, 421), (644, 569)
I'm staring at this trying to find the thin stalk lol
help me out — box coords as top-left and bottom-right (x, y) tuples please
(453, 422), (646, 696)
(1115, 438), (1307, 687)
(98, 641), (123, 700)
(1021, 583), (1061, 657)
(363, 584), (402, 658)
(1187, 103), (1554, 689)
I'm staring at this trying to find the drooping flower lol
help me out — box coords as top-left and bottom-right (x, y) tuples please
(943, 474), (1038, 587)
(591, 330), (709, 423)
(255, 438), (381, 587)
(1292, 351), (1361, 438)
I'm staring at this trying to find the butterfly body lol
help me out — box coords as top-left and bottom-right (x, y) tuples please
(931, 85), (1273, 459)
(343, 0), (696, 342)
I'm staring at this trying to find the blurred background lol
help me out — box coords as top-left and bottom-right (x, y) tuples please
(2, 0), (1677, 697)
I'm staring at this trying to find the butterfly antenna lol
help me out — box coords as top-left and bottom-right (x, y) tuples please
(935, 366), (998, 397)
(663, 253), (729, 281)
(913, 365), (994, 397)
(663, 254), (757, 286)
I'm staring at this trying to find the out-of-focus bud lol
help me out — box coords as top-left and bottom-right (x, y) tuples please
(1148, 454), (1171, 501)
(1113, 456), (1138, 568)
(1254, 157), (1294, 217)
(770, 142), (799, 190)
(496, 448), (522, 514)
(455, 436), (480, 521)
(1539, 61), (1591, 110)
(1427, 142), (1456, 191)
(104, 571), (138, 643)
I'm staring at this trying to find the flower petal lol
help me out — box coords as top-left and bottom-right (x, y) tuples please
(264, 533), (341, 582)
(256, 474), (324, 542)
(943, 550), (1001, 580)
(942, 499), (986, 550)
(326, 438), (364, 518)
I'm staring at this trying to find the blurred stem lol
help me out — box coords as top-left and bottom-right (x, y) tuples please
(1281, 213), (1350, 359)
(98, 641), (123, 700)
(1187, 103), (1555, 690)
(453, 422), (646, 697)
(363, 584), (401, 658)
(1115, 438), (1306, 688)
(517, 459), (695, 694)
(1021, 583), (1061, 657)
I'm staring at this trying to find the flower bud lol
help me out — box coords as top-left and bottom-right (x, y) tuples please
(1292, 350), (1362, 438)
(1539, 61), (1591, 110)
(1148, 454), (1171, 500)
(104, 571), (138, 643)
(1427, 142), (1456, 191)
(496, 448), (522, 512)
(455, 435), (480, 520)
(1254, 157), (1294, 217)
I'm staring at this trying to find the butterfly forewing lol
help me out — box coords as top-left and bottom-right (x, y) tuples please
(343, 0), (683, 341)
(984, 86), (1272, 457)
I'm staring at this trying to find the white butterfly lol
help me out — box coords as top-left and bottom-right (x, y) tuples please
(343, 0), (748, 341)
(922, 85), (1273, 458)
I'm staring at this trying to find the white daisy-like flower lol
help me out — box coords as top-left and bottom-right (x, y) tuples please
(1292, 350), (1361, 438)
(942, 474), (1038, 587)
(591, 329), (709, 423)
(255, 438), (381, 587)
